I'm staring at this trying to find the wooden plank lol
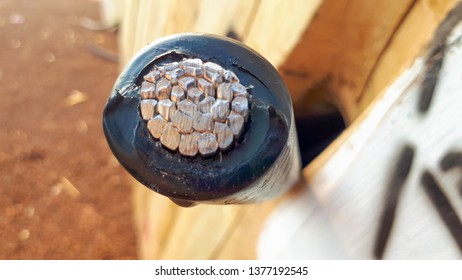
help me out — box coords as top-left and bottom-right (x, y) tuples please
(214, 204), (274, 259)
(303, 0), (458, 182)
(215, 184), (304, 259)
(244, 0), (322, 67)
(119, 0), (257, 66)
(118, 0), (139, 66)
(228, 0), (262, 38)
(160, 205), (240, 259)
(159, 0), (201, 36)
(133, 0), (152, 57)
(135, 0), (157, 56)
(279, 0), (416, 122)
(100, 0), (125, 28)
(358, 0), (458, 113)
(132, 184), (179, 259)
(194, 0), (259, 36)
(260, 4), (462, 259)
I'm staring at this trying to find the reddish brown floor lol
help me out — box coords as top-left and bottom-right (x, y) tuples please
(0, 0), (137, 259)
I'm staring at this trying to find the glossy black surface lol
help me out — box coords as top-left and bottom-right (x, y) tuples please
(103, 34), (293, 203)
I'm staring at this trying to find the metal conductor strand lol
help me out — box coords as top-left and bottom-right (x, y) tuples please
(139, 58), (250, 158)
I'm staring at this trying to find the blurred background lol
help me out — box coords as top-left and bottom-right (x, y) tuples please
(0, 0), (136, 259)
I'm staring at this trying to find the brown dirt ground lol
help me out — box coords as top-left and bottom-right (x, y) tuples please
(0, 0), (137, 259)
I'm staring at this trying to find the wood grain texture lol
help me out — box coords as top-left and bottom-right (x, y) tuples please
(280, 0), (416, 122)
(243, 0), (322, 67)
(119, 0), (258, 66)
(159, 205), (239, 259)
(305, 0), (459, 178)
(261, 11), (462, 258)
(118, 0), (139, 67)
(284, 0), (458, 122)
(132, 183), (179, 259)
(114, 0), (458, 259)
(358, 0), (458, 114)
(194, 0), (259, 37)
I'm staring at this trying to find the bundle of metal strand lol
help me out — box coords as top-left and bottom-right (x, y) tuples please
(139, 58), (250, 157)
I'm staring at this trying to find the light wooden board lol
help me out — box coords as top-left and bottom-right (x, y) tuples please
(109, 0), (460, 259)
(260, 15), (462, 259)
(280, 0), (457, 123)
(119, 0), (258, 66)
(100, 0), (125, 28)
(279, 0), (414, 122)
(358, 0), (459, 114)
(243, 0), (322, 67)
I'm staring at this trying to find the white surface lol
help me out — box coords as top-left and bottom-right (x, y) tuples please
(2, 260), (462, 280)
